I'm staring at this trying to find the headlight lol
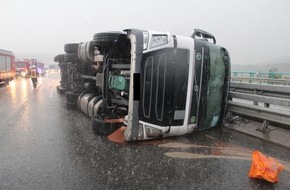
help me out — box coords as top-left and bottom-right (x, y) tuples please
(150, 35), (168, 48)
(145, 125), (164, 137)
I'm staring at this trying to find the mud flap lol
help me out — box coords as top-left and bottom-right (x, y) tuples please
(91, 118), (123, 136)
(107, 126), (127, 143)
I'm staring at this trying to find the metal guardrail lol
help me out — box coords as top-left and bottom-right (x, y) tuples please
(231, 71), (290, 78)
(227, 81), (290, 131)
(230, 82), (290, 98)
(231, 77), (290, 86)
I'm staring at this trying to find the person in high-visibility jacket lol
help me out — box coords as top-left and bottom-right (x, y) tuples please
(30, 65), (39, 85)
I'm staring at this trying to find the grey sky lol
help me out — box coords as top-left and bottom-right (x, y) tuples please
(1, 0), (290, 65)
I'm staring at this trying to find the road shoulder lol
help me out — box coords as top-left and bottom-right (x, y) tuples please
(224, 117), (290, 149)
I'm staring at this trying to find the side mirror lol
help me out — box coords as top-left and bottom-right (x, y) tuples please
(191, 29), (216, 44)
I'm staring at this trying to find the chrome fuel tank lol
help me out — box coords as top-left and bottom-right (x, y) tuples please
(78, 92), (103, 118)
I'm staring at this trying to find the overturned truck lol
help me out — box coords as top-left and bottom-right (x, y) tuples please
(54, 28), (231, 142)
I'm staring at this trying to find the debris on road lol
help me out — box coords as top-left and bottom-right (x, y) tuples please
(249, 150), (284, 183)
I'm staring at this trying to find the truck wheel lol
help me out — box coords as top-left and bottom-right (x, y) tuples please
(5, 79), (9, 85)
(54, 54), (65, 62)
(64, 53), (79, 62)
(64, 43), (79, 53)
(66, 101), (78, 110)
(65, 91), (79, 103)
(93, 32), (125, 46)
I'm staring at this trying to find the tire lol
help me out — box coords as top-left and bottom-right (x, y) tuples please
(66, 101), (78, 110)
(78, 41), (94, 64)
(65, 91), (79, 103)
(64, 53), (79, 62)
(64, 43), (79, 53)
(93, 32), (125, 47)
(54, 54), (65, 62)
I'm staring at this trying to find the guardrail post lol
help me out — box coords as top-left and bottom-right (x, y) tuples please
(226, 97), (233, 121)
(253, 89), (258, 106)
(256, 103), (273, 133)
(249, 72), (254, 83)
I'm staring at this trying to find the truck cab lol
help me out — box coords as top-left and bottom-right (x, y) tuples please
(55, 28), (231, 142)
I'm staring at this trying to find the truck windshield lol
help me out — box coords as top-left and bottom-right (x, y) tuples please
(198, 44), (227, 130)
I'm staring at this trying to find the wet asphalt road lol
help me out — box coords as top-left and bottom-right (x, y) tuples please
(1, 73), (290, 190)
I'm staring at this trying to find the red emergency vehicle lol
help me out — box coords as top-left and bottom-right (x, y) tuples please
(0, 49), (15, 84)
(15, 59), (31, 78)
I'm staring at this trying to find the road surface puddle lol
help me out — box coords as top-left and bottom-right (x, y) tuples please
(160, 142), (251, 159)
(160, 142), (290, 171)
(164, 151), (251, 160)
